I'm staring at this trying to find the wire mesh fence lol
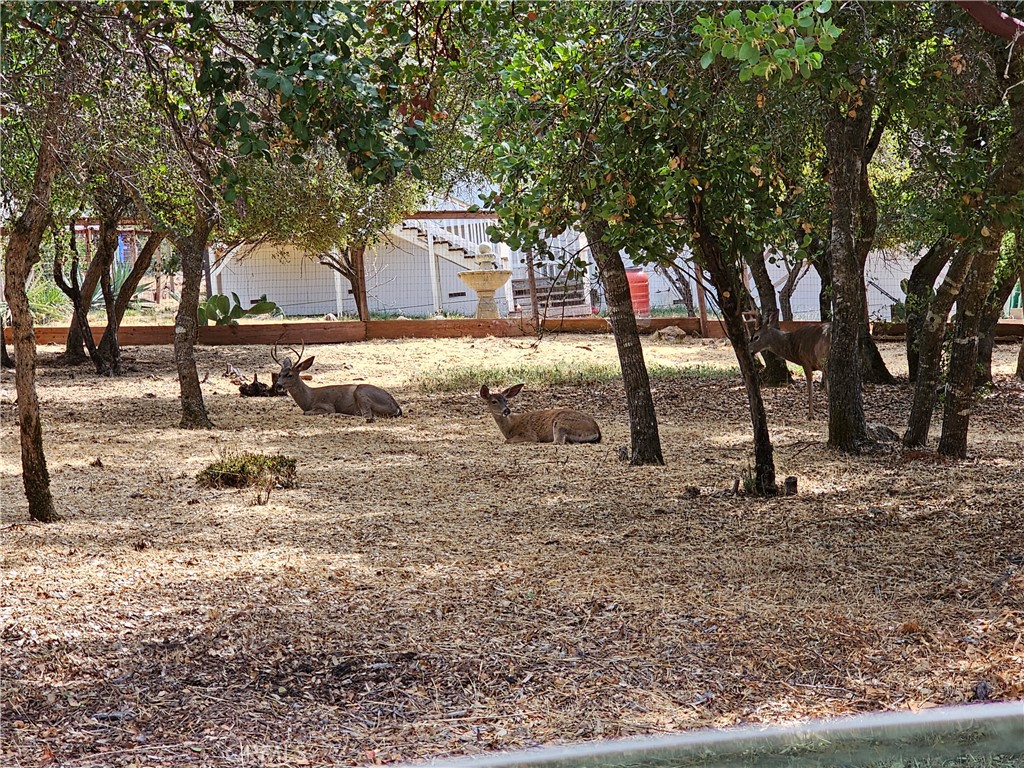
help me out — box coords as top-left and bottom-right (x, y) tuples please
(407, 702), (1024, 768)
(7, 218), (1022, 327)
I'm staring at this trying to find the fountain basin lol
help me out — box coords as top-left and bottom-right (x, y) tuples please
(457, 269), (513, 319)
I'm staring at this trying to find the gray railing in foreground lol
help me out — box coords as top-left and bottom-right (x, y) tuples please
(410, 702), (1024, 768)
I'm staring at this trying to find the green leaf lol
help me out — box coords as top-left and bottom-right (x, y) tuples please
(246, 301), (278, 315)
(700, 49), (715, 69)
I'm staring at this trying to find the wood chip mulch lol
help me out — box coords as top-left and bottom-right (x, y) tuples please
(2, 336), (1022, 767)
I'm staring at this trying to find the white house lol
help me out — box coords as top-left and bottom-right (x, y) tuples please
(210, 191), (1012, 323)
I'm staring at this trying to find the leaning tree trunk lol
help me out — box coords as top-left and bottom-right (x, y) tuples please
(747, 251), (792, 386)
(97, 232), (165, 365)
(905, 238), (955, 380)
(691, 204), (776, 495)
(170, 214), (214, 430)
(976, 274), (1021, 387)
(53, 219), (106, 373)
(903, 246), (977, 448)
(3, 102), (62, 522)
(586, 228), (663, 466)
(940, 47), (1024, 453)
(778, 259), (804, 322)
(975, 236), (1023, 387)
(937, 238), (1003, 458)
(823, 104), (873, 453)
(62, 227), (111, 363)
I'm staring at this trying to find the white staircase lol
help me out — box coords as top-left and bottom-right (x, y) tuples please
(397, 219), (489, 269)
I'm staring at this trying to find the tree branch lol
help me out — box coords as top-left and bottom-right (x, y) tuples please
(954, 1), (1024, 42)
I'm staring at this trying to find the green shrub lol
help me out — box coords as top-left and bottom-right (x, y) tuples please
(197, 452), (297, 489)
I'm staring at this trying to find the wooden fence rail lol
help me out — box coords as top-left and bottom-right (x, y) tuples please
(5, 317), (1023, 347)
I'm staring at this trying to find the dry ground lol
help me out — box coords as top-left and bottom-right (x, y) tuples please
(2, 334), (1022, 768)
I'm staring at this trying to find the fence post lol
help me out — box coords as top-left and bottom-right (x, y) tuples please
(426, 228), (442, 314)
(695, 268), (710, 337)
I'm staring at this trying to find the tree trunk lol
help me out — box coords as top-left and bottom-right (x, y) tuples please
(859, 326), (894, 384)
(54, 224), (98, 367)
(1, 313), (14, 369)
(807, 236), (832, 322)
(62, 226), (108, 363)
(747, 252), (792, 386)
(3, 104), (62, 523)
(690, 202), (777, 495)
(905, 238), (955, 380)
(349, 243), (370, 322)
(903, 246), (977, 448)
(937, 239), (1003, 457)
(939, 47), (1024, 453)
(975, 236), (1023, 387)
(823, 104), (872, 452)
(170, 215), (214, 430)
(97, 232), (165, 366)
(856, 102), (895, 386)
(525, 248), (541, 328)
(1019, 270), (1024, 382)
(586, 228), (663, 466)
(657, 261), (697, 317)
(1017, 329), (1024, 381)
(93, 213), (123, 374)
(778, 260), (804, 322)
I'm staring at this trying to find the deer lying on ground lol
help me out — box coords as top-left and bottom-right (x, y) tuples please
(272, 344), (402, 421)
(748, 311), (831, 419)
(480, 384), (601, 444)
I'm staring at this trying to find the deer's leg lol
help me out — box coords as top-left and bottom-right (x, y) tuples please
(805, 367), (815, 419)
(354, 392), (376, 422)
(506, 433), (537, 444)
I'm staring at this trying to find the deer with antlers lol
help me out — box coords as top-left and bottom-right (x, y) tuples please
(271, 343), (402, 421)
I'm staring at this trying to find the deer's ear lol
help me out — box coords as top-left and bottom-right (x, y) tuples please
(479, 385), (490, 398)
(504, 383), (525, 398)
(297, 356), (315, 371)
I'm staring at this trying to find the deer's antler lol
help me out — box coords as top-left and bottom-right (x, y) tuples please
(286, 339), (306, 364)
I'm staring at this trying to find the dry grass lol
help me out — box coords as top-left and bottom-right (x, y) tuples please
(1, 334), (1022, 767)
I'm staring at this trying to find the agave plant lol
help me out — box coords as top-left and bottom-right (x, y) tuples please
(89, 260), (155, 312)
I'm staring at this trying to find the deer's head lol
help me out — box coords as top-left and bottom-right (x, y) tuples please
(748, 311), (780, 356)
(272, 342), (313, 393)
(480, 383), (525, 418)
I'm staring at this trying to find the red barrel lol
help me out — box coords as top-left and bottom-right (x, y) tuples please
(625, 267), (650, 317)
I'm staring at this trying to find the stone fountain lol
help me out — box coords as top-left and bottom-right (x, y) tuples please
(457, 244), (512, 319)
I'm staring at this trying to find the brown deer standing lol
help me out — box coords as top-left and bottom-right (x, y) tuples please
(272, 344), (402, 421)
(480, 384), (601, 444)
(748, 311), (831, 419)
